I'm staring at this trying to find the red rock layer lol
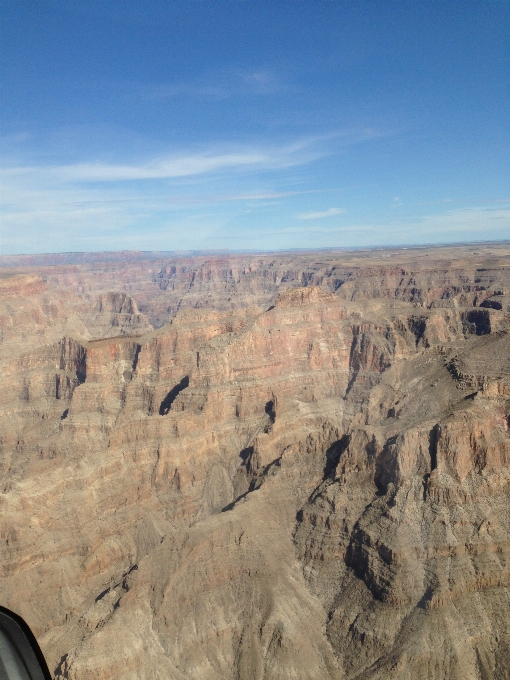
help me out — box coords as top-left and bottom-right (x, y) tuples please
(0, 243), (509, 679)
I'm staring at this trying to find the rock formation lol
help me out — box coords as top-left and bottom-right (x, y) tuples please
(0, 242), (509, 679)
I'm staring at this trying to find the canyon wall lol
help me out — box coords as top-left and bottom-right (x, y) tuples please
(0, 242), (509, 679)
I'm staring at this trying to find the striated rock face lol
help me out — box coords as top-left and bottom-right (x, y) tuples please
(84, 292), (153, 339)
(0, 243), (509, 679)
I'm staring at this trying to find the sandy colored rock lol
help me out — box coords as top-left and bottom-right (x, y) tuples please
(0, 242), (509, 679)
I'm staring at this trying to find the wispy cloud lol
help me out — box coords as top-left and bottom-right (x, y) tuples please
(223, 190), (320, 201)
(0, 136), (329, 253)
(147, 68), (286, 101)
(148, 83), (228, 100)
(297, 207), (346, 220)
(238, 69), (283, 94)
(3, 140), (326, 184)
(3, 122), (505, 255)
(416, 206), (510, 237)
(211, 204), (510, 244)
(416, 198), (454, 206)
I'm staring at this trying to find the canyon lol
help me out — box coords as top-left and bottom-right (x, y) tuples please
(0, 242), (509, 679)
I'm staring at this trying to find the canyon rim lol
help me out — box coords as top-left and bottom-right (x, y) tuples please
(0, 242), (510, 679)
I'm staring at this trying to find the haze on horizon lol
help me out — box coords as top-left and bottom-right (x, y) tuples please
(1, 0), (509, 255)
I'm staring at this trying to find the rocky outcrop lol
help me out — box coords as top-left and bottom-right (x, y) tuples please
(83, 292), (153, 339)
(0, 273), (47, 298)
(0, 243), (509, 679)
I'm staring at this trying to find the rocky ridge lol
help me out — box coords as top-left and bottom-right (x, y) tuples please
(0, 243), (509, 679)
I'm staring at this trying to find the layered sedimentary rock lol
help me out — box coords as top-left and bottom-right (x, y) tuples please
(84, 292), (153, 339)
(0, 242), (509, 679)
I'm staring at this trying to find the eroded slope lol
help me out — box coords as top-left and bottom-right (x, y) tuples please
(0, 244), (509, 679)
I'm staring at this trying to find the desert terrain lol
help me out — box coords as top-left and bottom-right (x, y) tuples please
(0, 242), (509, 679)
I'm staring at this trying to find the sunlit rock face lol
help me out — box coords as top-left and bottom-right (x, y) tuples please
(0, 243), (509, 680)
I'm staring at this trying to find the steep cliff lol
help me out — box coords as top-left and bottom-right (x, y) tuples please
(0, 243), (509, 679)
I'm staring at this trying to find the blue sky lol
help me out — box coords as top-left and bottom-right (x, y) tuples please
(1, 0), (509, 254)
